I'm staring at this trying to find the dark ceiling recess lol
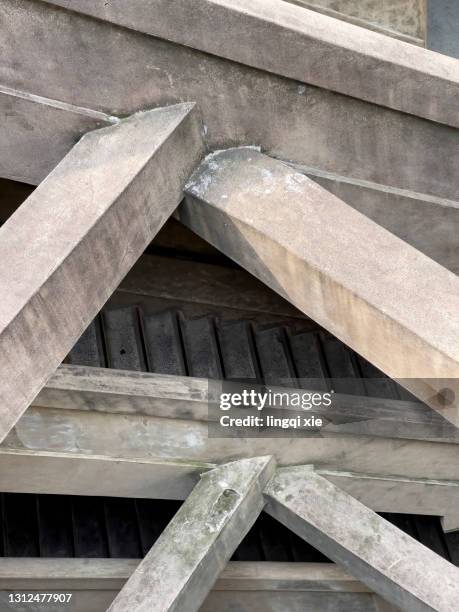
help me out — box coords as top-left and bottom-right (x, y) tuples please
(0, 492), (454, 563)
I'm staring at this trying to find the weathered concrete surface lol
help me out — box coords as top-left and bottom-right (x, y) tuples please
(0, 103), (204, 443)
(317, 469), (459, 532)
(180, 149), (459, 425)
(0, 560), (397, 612)
(288, 0), (426, 43)
(39, 0), (456, 126)
(265, 466), (459, 612)
(3, 1), (459, 203)
(107, 456), (275, 612)
(0, 448), (212, 500)
(5, 403), (459, 481)
(428, 0), (459, 59)
(300, 166), (459, 275)
(3, 401), (459, 525)
(0, 559), (372, 592)
(0, 87), (116, 184)
(34, 365), (459, 444)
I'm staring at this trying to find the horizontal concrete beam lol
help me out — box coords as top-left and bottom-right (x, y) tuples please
(0, 559), (371, 592)
(2, 402), (458, 525)
(4, 1), (458, 205)
(0, 560), (395, 612)
(317, 469), (459, 532)
(265, 466), (459, 612)
(34, 365), (459, 443)
(179, 148), (459, 426)
(42, 0), (457, 127)
(0, 103), (204, 443)
(5, 403), (459, 480)
(0, 448), (213, 499)
(0, 86), (116, 184)
(108, 456), (275, 612)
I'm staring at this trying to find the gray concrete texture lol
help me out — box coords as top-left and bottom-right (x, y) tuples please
(0, 87), (116, 185)
(2, 1), (458, 226)
(265, 465), (459, 612)
(107, 456), (275, 612)
(0, 559), (398, 612)
(0, 103), (204, 443)
(33, 365), (459, 443)
(180, 148), (459, 425)
(301, 168), (459, 275)
(39, 0), (456, 126)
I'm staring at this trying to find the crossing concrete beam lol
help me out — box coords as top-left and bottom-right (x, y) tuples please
(180, 148), (459, 426)
(107, 456), (275, 612)
(0, 103), (204, 442)
(265, 465), (459, 612)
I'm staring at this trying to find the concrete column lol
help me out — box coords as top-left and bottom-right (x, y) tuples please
(264, 465), (459, 612)
(107, 456), (275, 612)
(0, 103), (204, 442)
(179, 148), (459, 426)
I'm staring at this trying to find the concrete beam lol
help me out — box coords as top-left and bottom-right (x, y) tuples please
(317, 469), (459, 532)
(2, 400), (459, 524)
(35, 365), (459, 444)
(0, 103), (204, 442)
(107, 456), (275, 612)
(265, 466), (459, 612)
(179, 148), (459, 426)
(41, 0), (457, 127)
(298, 165), (459, 276)
(0, 560), (397, 612)
(0, 448), (213, 500)
(4, 1), (458, 204)
(0, 86), (116, 184)
(5, 404), (459, 481)
(0, 559), (371, 592)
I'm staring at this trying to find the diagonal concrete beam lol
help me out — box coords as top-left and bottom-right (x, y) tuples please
(0, 103), (204, 443)
(179, 148), (459, 426)
(264, 465), (459, 612)
(107, 456), (275, 612)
